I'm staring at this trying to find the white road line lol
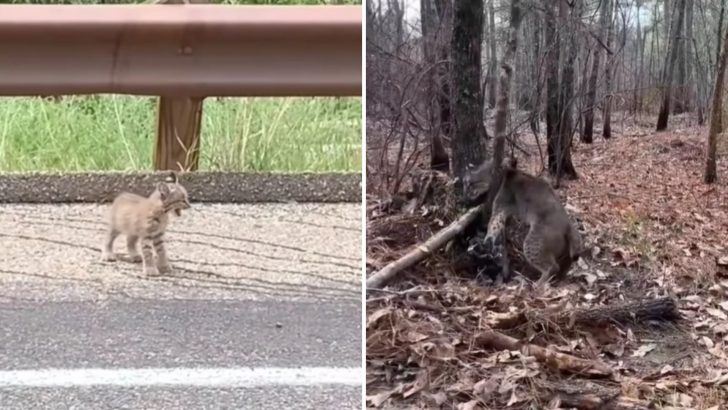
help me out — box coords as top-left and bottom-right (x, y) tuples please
(0, 367), (362, 387)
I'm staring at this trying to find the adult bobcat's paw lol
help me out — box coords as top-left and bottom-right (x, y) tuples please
(475, 264), (503, 285)
(482, 235), (504, 260)
(128, 254), (143, 264)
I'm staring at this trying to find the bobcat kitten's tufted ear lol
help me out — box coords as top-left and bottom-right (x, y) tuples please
(156, 182), (171, 199)
(165, 171), (178, 184)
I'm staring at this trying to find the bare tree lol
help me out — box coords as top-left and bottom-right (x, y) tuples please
(421, 0), (450, 171)
(656, 0), (687, 131)
(451, 0), (487, 195)
(556, 0), (579, 181)
(544, 0), (576, 179)
(705, 14), (728, 183)
(486, 0), (497, 109)
(582, 0), (609, 143)
(602, 0), (615, 139)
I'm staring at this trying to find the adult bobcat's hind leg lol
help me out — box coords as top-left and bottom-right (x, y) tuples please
(523, 227), (560, 289)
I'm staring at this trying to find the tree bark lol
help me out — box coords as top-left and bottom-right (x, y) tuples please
(487, 0), (497, 109)
(492, 0), (523, 169)
(633, 0), (643, 114)
(555, 0), (579, 181)
(451, 0), (487, 196)
(705, 16), (728, 183)
(581, 0), (609, 143)
(545, 1), (561, 172)
(435, 0), (453, 140)
(602, 0), (615, 139)
(718, 0), (726, 73)
(421, 0), (450, 172)
(656, 0), (687, 131)
(674, 0), (692, 114)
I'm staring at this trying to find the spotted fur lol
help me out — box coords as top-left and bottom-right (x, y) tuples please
(465, 159), (582, 287)
(100, 172), (191, 276)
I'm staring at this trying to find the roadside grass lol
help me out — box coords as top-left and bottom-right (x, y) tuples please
(0, 96), (361, 173)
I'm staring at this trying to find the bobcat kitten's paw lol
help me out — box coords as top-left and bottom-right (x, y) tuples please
(127, 254), (143, 264)
(143, 266), (160, 277)
(157, 265), (174, 276)
(100, 252), (116, 262)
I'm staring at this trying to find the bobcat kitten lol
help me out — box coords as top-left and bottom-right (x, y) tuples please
(100, 172), (191, 276)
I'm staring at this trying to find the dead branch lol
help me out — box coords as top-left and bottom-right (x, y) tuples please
(475, 330), (614, 378)
(365, 204), (484, 289)
(549, 393), (652, 410)
(489, 297), (680, 330)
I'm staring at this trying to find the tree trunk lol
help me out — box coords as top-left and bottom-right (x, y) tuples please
(545, 1), (561, 173)
(718, 0), (726, 73)
(602, 0), (615, 139)
(664, 0), (671, 46)
(705, 17), (728, 183)
(451, 0), (487, 196)
(487, 0), (497, 109)
(530, 13), (542, 135)
(556, 0), (579, 181)
(435, 0), (453, 139)
(656, 0), (687, 131)
(492, 0), (523, 168)
(582, 0), (609, 143)
(633, 1), (643, 115)
(674, 0), (692, 114)
(421, 0), (450, 172)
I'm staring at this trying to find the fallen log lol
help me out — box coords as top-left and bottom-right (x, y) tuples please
(489, 297), (680, 330)
(365, 204), (484, 289)
(475, 330), (614, 377)
(550, 393), (652, 410)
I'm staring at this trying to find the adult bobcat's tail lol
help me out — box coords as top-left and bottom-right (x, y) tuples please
(566, 222), (582, 261)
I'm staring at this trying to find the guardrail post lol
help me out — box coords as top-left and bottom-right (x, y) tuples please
(152, 0), (204, 171)
(153, 96), (204, 171)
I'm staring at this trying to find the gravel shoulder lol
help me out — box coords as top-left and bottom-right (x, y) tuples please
(0, 203), (361, 303)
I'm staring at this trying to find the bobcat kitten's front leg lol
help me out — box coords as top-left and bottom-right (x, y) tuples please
(126, 235), (142, 263)
(101, 228), (119, 261)
(151, 233), (174, 275)
(140, 238), (158, 276)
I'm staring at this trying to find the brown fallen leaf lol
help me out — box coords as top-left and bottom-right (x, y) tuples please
(706, 308), (728, 320)
(366, 390), (394, 407)
(631, 343), (657, 357)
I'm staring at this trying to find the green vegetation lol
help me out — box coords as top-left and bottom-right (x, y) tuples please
(0, 96), (361, 172)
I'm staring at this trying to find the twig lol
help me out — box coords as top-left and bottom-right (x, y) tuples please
(365, 205), (484, 289)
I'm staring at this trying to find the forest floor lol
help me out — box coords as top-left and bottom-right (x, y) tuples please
(365, 112), (728, 409)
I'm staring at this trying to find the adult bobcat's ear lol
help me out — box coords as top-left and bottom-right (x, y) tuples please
(157, 182), (171, 199)
(502, 157), (518, 170)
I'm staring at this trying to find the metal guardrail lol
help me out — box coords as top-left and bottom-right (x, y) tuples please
(0, 5), (362, 97)
(0, 4), (362, 171)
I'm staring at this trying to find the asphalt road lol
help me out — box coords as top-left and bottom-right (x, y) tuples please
(0, 203), (362, 409)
